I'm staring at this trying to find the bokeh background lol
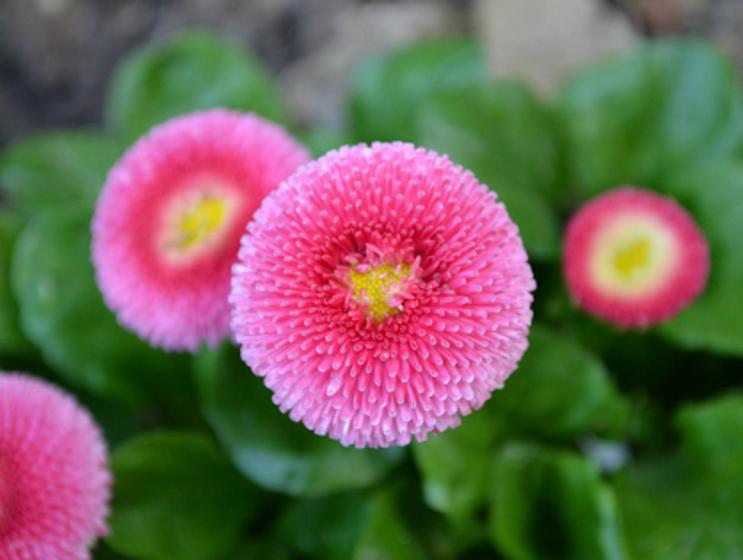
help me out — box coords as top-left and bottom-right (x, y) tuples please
(3, 1), (743, 560)
(3, 0), (743, 146)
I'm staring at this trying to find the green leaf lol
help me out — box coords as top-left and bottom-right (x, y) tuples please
(11, 210), (190, 405)
(0, 131), (121, 215)
(106, 31), (289, 144)
(352, 490), (428, 560)
(108, 432), (259, 560)
(559, 39), (743, 197)
(275, 491), (374, 560)
(413, 408), (501, 521)
(616, 394), (743, 559)
(414, 326), (628, 521)
(0, 211), (30, 355)
(676, 393), (743, 479)
(194, 344), (403, 497)
(348, 38), (486, 143)
(490, 444), (627, 560)
(493, 325), (629, 439)
(659, 163), (743, 356)
(419, 81), (563, 258)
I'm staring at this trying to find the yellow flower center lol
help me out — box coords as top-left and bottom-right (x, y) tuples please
(161, 189), (233, 259)
(350, 263), (411, 321)
(175, 196), (228, 251)
(613, 237), (651, 280)
(591, 217), (676, 298)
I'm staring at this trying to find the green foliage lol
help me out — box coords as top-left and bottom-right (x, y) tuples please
(414, 326), (628, 521)
(0, 131), (121, 215)
(419, 82), (564, 258)
(106, 31), (289, 144)
(659, 163), (743, 355)
(0, 31), (742, 560)
(490, 444), (626, 560)
(11, 210), (192, 408)
(108, 432), (260, 560)
(0, 211), (29, 355)
(195, 344), (403, 497)
(616, 394), (743, 559)
(348, 38), (486, 143)
(559, 39), (743, 198)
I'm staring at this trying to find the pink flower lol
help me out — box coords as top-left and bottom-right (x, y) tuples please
(92, 110), (309, 351)
(563, 187), (709, 328)
(0, 373), (110, 560)
(231, 142), (535, 448)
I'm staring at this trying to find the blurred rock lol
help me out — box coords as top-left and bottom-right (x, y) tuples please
(474, 0), (639, 95)
(0, 0), (156, 144)
(698, 0), (743, 71)
(279, 0), (466, 129)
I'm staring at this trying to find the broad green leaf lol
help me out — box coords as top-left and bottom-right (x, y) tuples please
(490, 444), (627, 560)
(559, 39), (743, 197)
(415, 325), (628, 520)
(106, 31), (289, 144)
(0, 131), (121, 215)
(194, 344), (403, 497)
(419, 81), (564, 258)
(493, 325), (629, 439)
(348, 38), (486, 143)
(660, 163), (743, 356)
(676, 393), (743, 479)
(352, 490), (428, 560)
(275, 491), (374, 560)
(108, 432), (259, 560)
(616, 394), (743, 559)
(11, 210), (191, 405)
(0, 212), (30, 355)
(413, 408), (501, 520)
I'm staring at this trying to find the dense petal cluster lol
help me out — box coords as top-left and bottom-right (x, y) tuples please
(231, 142), (535, 448)
(92, 109), (309, 351)
(0, 373), (110, 560)
(563, 187), (709, 327)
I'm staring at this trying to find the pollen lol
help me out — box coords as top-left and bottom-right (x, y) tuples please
(613, 237), (651, 280)
(163, 192), (230, 255)
(350, 263), (411, 321)
(175, 195), (227, 250)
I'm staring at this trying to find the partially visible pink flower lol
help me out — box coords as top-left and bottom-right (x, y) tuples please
(563, 187), (709, 328)
(93, 109), (309, 351)
(0, 373), (110, 560)
(231, 142), (535, 448)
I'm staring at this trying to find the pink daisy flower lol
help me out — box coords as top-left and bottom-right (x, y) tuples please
(563, 187), (709, 328)
(231, 142), (535, 448)
(0, 373), (110, 560)
(92, 109), (309, 351)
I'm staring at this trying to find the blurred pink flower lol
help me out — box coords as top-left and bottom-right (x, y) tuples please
(92, 109), (309, 351)
(231, 142), (535, 448)
(0, 373), (110, 560)
(563, 187), (709, 328)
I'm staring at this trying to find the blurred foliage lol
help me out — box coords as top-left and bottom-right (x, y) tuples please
(0, 31), (742, 560)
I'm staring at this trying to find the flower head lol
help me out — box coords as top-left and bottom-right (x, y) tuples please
(563, 187), (709, 328)
(0, 373), (110, 560)
(231, 142), (535, 448)
(92, 109), (309, 351)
